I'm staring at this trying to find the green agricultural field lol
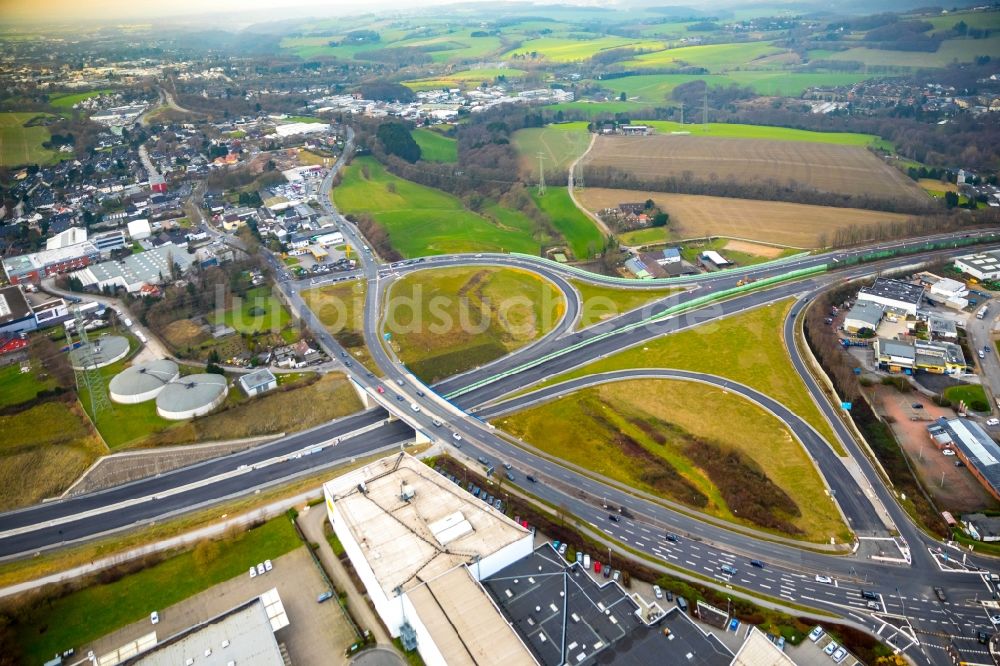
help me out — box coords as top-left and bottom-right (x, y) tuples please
(512, 122), (591, 179)
(531, 188), (604, 261)
(413, 128), (458, 163)
(0, 112), (60, 167)
(403, 67), (526, 91)
(923, 9), (1000, 34)
(532, 298), (841, 453)
(0, 360), (58, 409)
(496, 379), (847, 542)
(943, 384), (990, 412)
(385, 266), (565, 383)
(570, 279), (682, 329)
(643, 120), (884, 146)
(333, 157), (543, 256)
(722, 71), (875, 97)
(503, 36), (667, 62)
(825, 34), (1000, 68)
(210, 286), (292, 334)
(618, 226), (671, 247)
(283, 115), (326, 124)
(542, 100), (641, 117)
(626, 41), (785, 72)
(15, 517), (301, 665)
(48, 89), (113, 109)
(0, 401), (106, 510)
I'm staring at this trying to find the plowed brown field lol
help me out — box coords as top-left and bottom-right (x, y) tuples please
(586, 135), (927, 206)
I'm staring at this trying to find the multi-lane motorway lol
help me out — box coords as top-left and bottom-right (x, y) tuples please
(4, 138), (1000, 663)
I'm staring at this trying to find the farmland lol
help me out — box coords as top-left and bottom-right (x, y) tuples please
(332, 157), (545, 256)
(385, 266), (565, 383)
(624, 41), (785, 72)
(584, 135), (928, 207)
(578, 188), (914, 248)
(641, 121), (884, 147)
(403, 68), (526, 91)
(512, 121), (591, 179)
(530, 188), (604, 261)
(495, 379), (847, 542)
(0, 112), (60, 167)
(48, 89), (112, 109)
(502, 36), (667, 62)
(822, 34), (1000, 69)
(413, 128), (457, 163)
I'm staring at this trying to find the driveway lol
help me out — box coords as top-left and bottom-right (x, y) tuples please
(967, 302), (1000, 415)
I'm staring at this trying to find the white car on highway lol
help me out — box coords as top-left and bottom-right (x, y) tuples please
(815, 575), (833, 584)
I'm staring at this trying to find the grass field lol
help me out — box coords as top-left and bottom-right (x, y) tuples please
(542, 100), (640, 117)
(512, 122), (591, 179)
(0, 112), (60, 167)
(14, 517), (301, 665)
(943, 384), (990, 412)
(302, 280), (380, 375)
(531, 188), (604, 260)
(209, 286), (292, 334)
(917, 178), (959, 193)
(532, 298), (841, 452)
(0, 360), (58, 409)
(502, 36), (667, 62)
(385, 266), (565, 383)
(625, 41), (785, 71)
(496, 379), (847, 541)
(678, 237), (799, 266)
(403, 67), (526, 91)
(333, 157), (543, 256)
(618, 226), (672, 247)
(643, 121), (884, 146)
(823, 34), (1000, 68)
(48, 89), (112, 109)
(578, 188), (914, 248)
(585, 134), (926, 206)
(413, 128), (458, 163)
(0, 401), (107, 510)
(570, 279), (682, 329)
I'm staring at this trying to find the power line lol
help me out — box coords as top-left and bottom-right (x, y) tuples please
(70, 306), (112, 421)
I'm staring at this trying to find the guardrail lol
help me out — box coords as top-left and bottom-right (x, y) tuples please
(509, 251), (812, 286)
(444, 264), (828, 400)
(842, 235), (990, 266)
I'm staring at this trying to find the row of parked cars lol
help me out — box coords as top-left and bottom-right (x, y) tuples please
(433, 464), (506, 513)
(809, 626), (849, 664)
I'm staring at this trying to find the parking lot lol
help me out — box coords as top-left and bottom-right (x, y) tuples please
(82, 547), (358, 666)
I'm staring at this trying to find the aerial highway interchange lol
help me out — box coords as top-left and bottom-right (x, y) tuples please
(3, 129), (1000, 666)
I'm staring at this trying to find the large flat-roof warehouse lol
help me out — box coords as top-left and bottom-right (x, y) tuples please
(324, 453), (536, 666)
(928, 417), (1000, 501)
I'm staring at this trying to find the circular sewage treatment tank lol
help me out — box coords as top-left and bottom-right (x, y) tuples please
(109, 359), (180, 404)
(68, 335), (130, 370)
(155, 373), (229, 420)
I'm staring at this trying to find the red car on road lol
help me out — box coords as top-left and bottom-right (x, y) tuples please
(376, 385), (385, 394)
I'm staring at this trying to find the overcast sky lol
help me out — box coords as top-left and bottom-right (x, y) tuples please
(0, 0), (508, 23)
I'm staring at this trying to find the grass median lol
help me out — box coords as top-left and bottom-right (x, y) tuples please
(386, 266), (565, 383)
(570, 279), (683, 330)
(495, 379), (848, 542)
(527, 298), (842, 453)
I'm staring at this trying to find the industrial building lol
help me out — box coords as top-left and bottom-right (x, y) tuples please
(237, 368), (278, 397)
(119, 589), (288, 666)
(927, 417), (1000, 501)
(873, 338), (966, 374)
(2, 241), (101, 284)
(274, 122), (332, 138)
(842, 300), (883, 334)
(857, 277), (924, 316)
(955, 250), (1000, 282)
(324, 453), (535, 666)
(0, 285), (37, 335)
(46, 226), (88, 250)
(72, 243), (195, 293)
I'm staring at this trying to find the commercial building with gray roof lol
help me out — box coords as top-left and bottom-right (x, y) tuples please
(929, 417), (1000, 501)
(72, 243), (195, 293)
(857, 277), (924, 316)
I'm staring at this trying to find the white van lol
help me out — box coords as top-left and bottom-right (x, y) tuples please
(410, 403), (420, 413)
(582, 553), (591, 569)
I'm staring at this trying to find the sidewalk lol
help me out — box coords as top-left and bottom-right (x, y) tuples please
(298, 504), (393, 647)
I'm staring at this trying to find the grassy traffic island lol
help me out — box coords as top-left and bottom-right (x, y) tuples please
(385, 266), (566, 383)
(529, 298), (842, 453)
(569, 279), (684, 329)
(495, 379), (847, 542)
(301, 278), (380, 375)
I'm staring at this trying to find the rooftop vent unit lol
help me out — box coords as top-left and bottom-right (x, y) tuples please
(400, 482), (415, 501)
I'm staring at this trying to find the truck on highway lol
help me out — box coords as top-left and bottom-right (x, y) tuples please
(978, 306), (989, 320)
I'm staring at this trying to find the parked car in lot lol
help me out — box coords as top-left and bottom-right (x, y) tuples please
(943, 448), (956, 456)
(594, 561), (602, 574)
(249, 566), (257, 579)
(988, 418), (1000, 427)
(809, 626), (825, 642)
(653, 585), (663, 599)
(603, 565), (611, 578)
(824, 641), (838, 656)
(317, 591), (334, 603)
(612, 570), (621, 583)
(832, 646), (848, 663)
(264, 559), (272, 572)
(150, 611), (159, 625)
